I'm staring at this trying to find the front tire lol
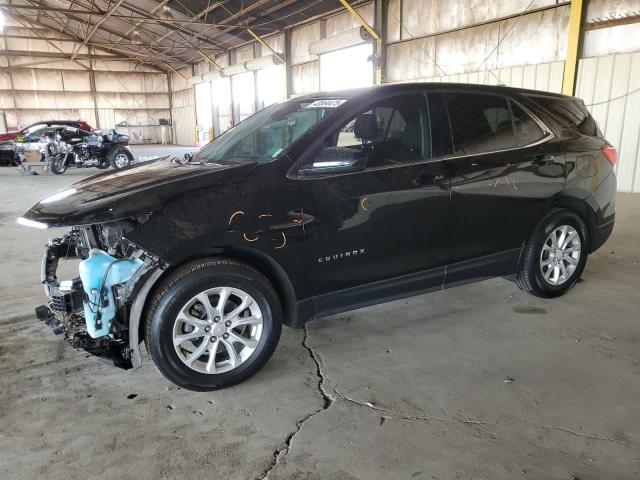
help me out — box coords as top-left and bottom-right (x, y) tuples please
(49, 154), (68, 175)
(517, 210), (589, 298)
(145, 258), (282, 391)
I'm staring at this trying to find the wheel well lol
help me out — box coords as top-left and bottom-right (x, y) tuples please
(138, 247), (299, 344)
(553, 197), (597, 250)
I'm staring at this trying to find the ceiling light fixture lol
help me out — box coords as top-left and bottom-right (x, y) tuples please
(131, 31), (142, 44)
(161, 6), (174, 21)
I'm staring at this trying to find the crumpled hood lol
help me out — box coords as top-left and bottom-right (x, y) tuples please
(21, 157), (256, 227)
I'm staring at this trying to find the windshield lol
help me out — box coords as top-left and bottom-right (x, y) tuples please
(192, 97), (347, 164)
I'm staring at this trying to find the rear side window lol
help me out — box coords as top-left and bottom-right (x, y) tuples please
(511, 103), (546, 146)
(528, 96), (600, 136)
(444, 93), (517, 155)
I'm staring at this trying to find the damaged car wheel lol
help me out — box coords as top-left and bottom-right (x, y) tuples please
(145, 258), (282, 391)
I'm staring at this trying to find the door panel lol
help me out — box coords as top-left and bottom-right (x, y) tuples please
(443, 92), (566, 265)
(296, 92), (450, 299)
(447, 147), (565, 263)
(298, 162), (450, 299)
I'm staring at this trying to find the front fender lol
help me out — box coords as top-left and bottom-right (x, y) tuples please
(128, 267), (165, 368)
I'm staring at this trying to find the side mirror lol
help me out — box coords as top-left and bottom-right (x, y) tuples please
(300, 146), (365, 175)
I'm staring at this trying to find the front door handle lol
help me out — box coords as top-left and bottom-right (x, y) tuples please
(413, 173), (446, 186)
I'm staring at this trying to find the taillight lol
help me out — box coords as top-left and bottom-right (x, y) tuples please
(602, 145), (617, 167)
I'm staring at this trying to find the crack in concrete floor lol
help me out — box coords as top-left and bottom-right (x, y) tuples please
(257, 322), (640, 478)
(255, 324), (336, 479)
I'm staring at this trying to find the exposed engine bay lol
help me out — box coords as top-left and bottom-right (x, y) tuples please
(37, 220), (160, 369)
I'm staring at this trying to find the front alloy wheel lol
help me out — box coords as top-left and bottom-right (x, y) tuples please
(172, 287), (263, 374)
(145, 258), (282, 391)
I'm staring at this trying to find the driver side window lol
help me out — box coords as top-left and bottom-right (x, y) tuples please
(312, 94), (429, 172)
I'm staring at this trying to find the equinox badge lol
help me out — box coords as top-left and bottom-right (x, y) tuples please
(318, 248), (366, 263)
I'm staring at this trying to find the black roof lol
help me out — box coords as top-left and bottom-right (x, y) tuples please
(295, 83), (575, 102)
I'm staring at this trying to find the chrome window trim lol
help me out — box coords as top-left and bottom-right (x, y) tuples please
(296, 91), (556, 179)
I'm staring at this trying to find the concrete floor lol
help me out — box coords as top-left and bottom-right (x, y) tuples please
(0, 157), (639, 479)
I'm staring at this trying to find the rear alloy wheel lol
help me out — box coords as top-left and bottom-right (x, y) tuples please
(145, 258), (282, 391)
(539, 225), (582, 286)
(110, 148), (133, 169)
(517, 210), (589, 298)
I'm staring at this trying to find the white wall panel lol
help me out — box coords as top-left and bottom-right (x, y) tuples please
(400, 0), (556, 39)
(11, 69), (63, 91)
(171, 89), (194, 109)
(388, 5), (568, 80)
(171, 67), (192, 92)
(497, 7), (569, 68)
(95, 92), (169, 110)
(235, 45), (254, 64)
(263, 33), (284, 55)
(172, 106), (195, 146)
(386, 0), (402, 43)
(13, 91), (93, 109)
(435, 22), (499, 75)
(326, 3), (373, 37)
(583, 24), (640, 58)
(0, 71), (12, 91)
(395, 60), (564, 94)
(387, 37), (437, 82)
(0, 92), (15, 110)
(292, 61), (319, 95)
(61, 70), (92, 92)
(291, 22), (321, 65)
(576, 52), (640, 192)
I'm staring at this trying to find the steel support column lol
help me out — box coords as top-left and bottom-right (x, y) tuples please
(562, 0), (585, 95)
(284, 28), (293, 99)
(374, 0), (388, 84)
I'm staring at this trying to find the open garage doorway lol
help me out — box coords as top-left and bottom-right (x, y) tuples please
(319, 43), (374, 91)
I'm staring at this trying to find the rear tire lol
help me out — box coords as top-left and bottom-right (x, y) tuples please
(49, 154), (68, 175)
(110, 148), (133, 169)
(145, 258), (282, 391)
(517, 209), (589, 298)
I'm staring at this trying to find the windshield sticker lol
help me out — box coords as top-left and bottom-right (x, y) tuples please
(306, 99), (346, 109)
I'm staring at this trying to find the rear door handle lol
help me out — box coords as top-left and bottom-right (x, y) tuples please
(529, 154), (554, 165)
(413, 173), (446, 186)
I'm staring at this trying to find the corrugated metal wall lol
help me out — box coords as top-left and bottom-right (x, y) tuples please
(382, 0), (640, 193)
(0, 21), (171, 144)
(401, 61), (565, 94)
(576, 53), (640, 193)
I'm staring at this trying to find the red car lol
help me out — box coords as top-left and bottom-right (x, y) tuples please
(0, 120), (93, 165)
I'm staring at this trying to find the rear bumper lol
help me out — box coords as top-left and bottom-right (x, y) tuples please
(590, 214), (615, 253)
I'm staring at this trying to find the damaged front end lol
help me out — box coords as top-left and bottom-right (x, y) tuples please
(37, 222), (161, 369)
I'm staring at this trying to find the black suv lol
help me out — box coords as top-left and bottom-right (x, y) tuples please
(19, 84), (616, 391)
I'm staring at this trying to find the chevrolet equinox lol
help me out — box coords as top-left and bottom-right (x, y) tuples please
(19, 84), (616, 391)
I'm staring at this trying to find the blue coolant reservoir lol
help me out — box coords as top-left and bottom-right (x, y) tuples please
(78, 249), (144, 338)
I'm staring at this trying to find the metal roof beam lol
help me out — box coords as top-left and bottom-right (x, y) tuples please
(0, 8), (170, 71)
(70, 0), (127, 60)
